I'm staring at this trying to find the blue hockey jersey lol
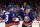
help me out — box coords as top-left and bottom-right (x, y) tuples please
(22, 11), (35, 25)
(13, 11), (20, 25)
(1, 11), (16, 26)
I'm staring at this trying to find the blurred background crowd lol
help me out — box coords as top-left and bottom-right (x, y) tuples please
(0, 0), (40, 19)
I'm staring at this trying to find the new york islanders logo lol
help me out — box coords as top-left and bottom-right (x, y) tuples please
(24, 16), (30, 22)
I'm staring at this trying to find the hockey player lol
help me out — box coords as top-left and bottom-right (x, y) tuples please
(1, 5), (16, 27)
(22, 5), (35, 27)
(11, 5), (21, 27)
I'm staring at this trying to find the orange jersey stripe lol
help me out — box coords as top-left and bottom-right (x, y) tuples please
(1, 18), (4, 20)
(5, 23), (14, 26)
(9, 21), (20, 26)
(9, 23), (14, 26)
(12, 17), (16, 21)
(23, 22), (33, 25)
(5, 24), (10, 26)
(37, 17), (40, 21)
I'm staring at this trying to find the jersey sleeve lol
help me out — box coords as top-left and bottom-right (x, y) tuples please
(1, 13), (5, 20)
(31, 12), (35, 21)
(11, 13), (16, 21)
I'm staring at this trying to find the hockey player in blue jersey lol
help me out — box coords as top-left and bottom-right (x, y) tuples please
(22, 5), (35, 27)
(11, 5), (21, 27)
(1, 5), (16, 27)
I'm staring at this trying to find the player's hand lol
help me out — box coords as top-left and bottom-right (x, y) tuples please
(18, 16), (20, 18)
(18, 16), (22, 20)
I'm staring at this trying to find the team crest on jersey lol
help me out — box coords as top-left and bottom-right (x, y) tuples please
(24, 16), (30, 22)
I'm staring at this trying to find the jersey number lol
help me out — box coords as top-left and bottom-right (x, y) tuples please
(6, 15), (8, 22)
